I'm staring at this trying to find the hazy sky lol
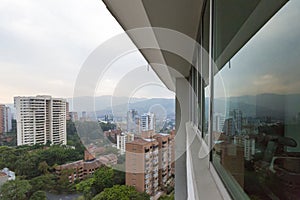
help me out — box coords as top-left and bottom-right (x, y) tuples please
(2, 0), (298, 105)
(0, 0), (174, 104)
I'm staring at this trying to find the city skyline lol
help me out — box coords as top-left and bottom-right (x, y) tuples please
(2, 1), (300, 105)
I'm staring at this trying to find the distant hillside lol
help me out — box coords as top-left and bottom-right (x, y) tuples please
(96, 98), (175, 118)
(214, 93), (300, 120)
(68, 95), (147, 112)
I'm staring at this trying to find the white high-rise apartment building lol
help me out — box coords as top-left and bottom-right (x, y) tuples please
(116, 132), (134, 154)
(213, 113), (226, 132)
(244, 136), (255, 161)
(141, 113), (155, 131)
(14, 95), (67, 146)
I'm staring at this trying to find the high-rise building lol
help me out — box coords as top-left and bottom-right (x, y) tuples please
(69, 112), (79, 122)
(66, 102), (70, 121)
(126, 138), (159, 196)
(213, 113), (226, 132)
(126, 133), (175, 197)
(244, 135), (255, 161)
(0, 106), (4, 135)
(223, 118), (234, 136)
(141, 113), (155, 131)
(230, 109), (243, 135)
(116, 132), (135, 154)
(127, 109), (138, 133)
(153, 133), (175, 187)
(14, 96), (67, 146)
(0, 105), (12, 135)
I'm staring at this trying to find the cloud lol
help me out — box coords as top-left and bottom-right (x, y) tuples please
(0, 0), (175, 103)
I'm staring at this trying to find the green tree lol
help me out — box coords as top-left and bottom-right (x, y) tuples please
(67, 120), (77, 135)
(93, 166), (114, 193)
(56, 169), (74, 193)
(113, 169), (125, 185)
(0, 179), (32, 200)
(29, 174), (56, 194)
(76, 178), (95, 200)
(0, 146), (18, 170)
(38, 161), (49, 174)
(92, 185), (150, 200)
(159, 194), (175, 200)
(99, 122), (116, 132)
(15, 153), (41, 178)
(29, 190), (47, 200)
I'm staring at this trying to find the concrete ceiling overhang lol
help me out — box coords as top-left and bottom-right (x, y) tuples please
(102, 0), (288, 91)
(102, 0), (204, 92)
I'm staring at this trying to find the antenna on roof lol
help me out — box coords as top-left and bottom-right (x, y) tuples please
(147, 64), (150, 71)
(228, 60), (232, 69)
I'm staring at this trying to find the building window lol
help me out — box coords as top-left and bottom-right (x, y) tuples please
(212, 0), (300, 199)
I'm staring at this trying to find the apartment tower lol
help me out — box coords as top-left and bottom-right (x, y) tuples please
(141, 113), (155, 131)
(14, 95), (67, 146)
(126, 138), (159, 196)
(153, 133), (175, 187)
(0, 105), (12, 135)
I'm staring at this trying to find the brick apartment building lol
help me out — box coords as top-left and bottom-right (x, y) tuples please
(55, 150), (117, 183)
(126, 133), (175, 196)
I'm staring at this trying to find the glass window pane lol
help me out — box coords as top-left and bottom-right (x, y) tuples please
(212, 1), (300, 199)
(202, 0), (210, 141)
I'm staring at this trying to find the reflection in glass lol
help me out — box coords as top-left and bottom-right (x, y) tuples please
(212, 1), (300, 199)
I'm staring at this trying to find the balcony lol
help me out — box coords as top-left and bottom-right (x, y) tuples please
(145, 174), (150, 179)
(152, 159), (159, 165)
(145, 153), (150, 160)
(163, 176), (168, 183)
(145, 179), (150, 185)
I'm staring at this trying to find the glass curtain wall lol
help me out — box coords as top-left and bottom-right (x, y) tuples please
(212, 0), (300, 199)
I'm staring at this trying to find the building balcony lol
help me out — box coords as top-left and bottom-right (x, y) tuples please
(145, 179), (150, 184)
(152, 159), (159, 165)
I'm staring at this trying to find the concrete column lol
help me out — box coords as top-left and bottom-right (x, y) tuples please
(175, 77), (189, 200)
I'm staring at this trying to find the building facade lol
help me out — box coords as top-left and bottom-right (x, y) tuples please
(153, 133), (175, 188)
(141, 113), (155, 131)
(126, 138), (160, 196)
(69, 111), (79, 122)
(213, 113), (225, 133)
(14, 95), (67, 146)
(0, 105), (12, 135)
(116, 132), (135, 154)
(126, 133), (175, 197)
(55, 150), (117, 183)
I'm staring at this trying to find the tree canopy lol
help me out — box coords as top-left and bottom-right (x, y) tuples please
(92, 185), (150, 200)
(0, 179), (32, 200)
(29, 190), (47, 200)
(76, 166), (125, 199)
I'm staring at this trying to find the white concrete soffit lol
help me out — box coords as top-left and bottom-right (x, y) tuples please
(102, 0), (204, 92)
